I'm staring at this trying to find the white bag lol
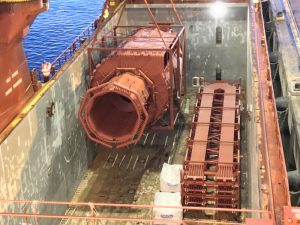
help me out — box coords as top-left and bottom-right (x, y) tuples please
(153, 192), (183, 224)
(160, 163), (182, 192)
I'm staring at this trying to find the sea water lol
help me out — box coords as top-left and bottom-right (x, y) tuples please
(24, 0), (105, 70)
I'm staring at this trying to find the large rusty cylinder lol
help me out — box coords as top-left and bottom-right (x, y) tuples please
(82, 72), (150, 148)
(79, 28), (183, 148)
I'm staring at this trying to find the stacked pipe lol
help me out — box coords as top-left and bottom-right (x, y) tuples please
(181, 82), (240, 210)
(79, 28), (184, 148)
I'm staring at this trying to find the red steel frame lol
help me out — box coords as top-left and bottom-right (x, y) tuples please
(88, 0), (186, 131)
(85, 24), (186, 131)
(284, 207), (300, 225)
(181, 81), (241, 209)
(79, 0), (187, 148)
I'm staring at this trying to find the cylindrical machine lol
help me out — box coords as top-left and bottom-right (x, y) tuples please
(83, 72), (150, 147)
(79, 28), (183, 148)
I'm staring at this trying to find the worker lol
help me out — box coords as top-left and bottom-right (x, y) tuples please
(94, 18), (99, 29)
(103, 7), (109, 19)
(42, 61), (51, 82)
(50, 64), (56, 77)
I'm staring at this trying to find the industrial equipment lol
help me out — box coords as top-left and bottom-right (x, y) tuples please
(79, 26), (186, 148)
(181, 81), (241, 209)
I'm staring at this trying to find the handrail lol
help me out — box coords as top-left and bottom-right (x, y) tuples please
(0, 199), (271, 224)
(0, 199), (270, 213)
(37, 16), (100, 82)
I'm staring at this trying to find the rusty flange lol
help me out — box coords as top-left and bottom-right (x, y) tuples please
(79, 72), (149, 148)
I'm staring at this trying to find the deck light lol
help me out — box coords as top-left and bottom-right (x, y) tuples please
(210, 2), (227, 19)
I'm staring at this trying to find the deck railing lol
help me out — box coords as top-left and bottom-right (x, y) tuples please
(36, 17), (99, 82)
(0, 199), (271, 225)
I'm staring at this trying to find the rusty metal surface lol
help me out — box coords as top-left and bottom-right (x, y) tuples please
(283, 207), (300, 225)
(121, 28), (177, 52)
(0, 1), (48, 132)
(81, 72), (150, 148)
(251, 1), (290, 224)
(79, 26), (186, 148)
(245, 218), (274, 225)
(181, 81), (240, 209)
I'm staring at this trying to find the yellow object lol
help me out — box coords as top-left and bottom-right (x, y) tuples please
(103, 9), (109, 19)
